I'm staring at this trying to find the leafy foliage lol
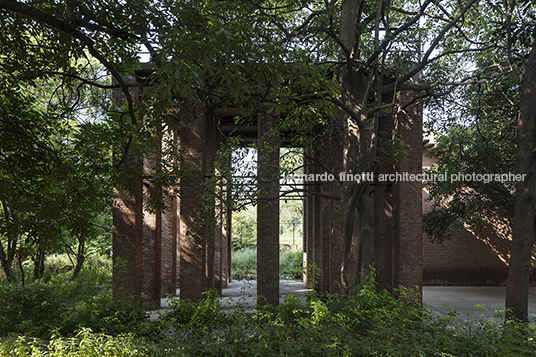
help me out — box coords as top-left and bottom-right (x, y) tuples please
(423, 48), (520, 243)
(0, 255), (149, 339)
(0, 259), (535, 356)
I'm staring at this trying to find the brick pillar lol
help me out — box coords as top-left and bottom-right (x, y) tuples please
(393, 92), (423, 294)
(305, 156), (315, 288)
(113, 168), (143, 302)
(226, 208), (232, 285)
(257, 113), (280, 306)
(174, 133), (181, 293)
(161, 131), (178, 296)
(179, 108), (207, 302)
(374, 113), (396, 293)
(112, 77), (144, 303)
(142, 143), (161, 307)
(320, 132), (332, 293)
(329, 115), (344, 294)
(205, 112), (216, 292)
(207, 113), (228, 294)
(217, 136), (231, 289)
(311, 138), (323, 292)
(302, 152), (308, 283)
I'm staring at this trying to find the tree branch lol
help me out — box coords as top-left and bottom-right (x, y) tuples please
(0, 0), (139, 127)
(0, 126), (61, 165)
(388, 0), (479, 89)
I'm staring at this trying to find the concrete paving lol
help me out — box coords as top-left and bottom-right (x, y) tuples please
(158, 279), (310, 311)
(219, 279), (310, 308)
(157, 281), (536, 323)
(423, 286), (536, 322)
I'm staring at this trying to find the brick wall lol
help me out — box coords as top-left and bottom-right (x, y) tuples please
(421, 154), (536, 285)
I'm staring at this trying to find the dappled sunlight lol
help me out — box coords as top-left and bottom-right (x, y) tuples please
(464, 209), (513, 265)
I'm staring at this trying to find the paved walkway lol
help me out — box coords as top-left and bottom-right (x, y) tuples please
(423, 286), (536, 322)
(158, 280), (536, 322)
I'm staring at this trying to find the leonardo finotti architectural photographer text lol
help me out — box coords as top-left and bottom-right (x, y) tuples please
(282, 172), (526, 183)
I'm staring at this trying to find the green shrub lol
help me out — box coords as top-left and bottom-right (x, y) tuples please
(2, 256), (536, 356)
(279, 248), (303, 280)
(0, 254), (151, 339)
(63, 294), (150, 336)
(231, 247), (304, 280)
(0, 329), (147, 357)
(231, 247), (257, 279)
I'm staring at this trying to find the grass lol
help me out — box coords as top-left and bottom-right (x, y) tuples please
(231, 246), (303, 280)
(2, 255), (536, 356)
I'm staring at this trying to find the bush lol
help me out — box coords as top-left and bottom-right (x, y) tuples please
(231, 247), (257, 279)
(231, 247), (304, 280)
(0, 254), (151, 339)
(280, 248), (303, 280)
(148, 270), (536, 356)
(0, 329), (147, 357)
(2, 256), (536, 356)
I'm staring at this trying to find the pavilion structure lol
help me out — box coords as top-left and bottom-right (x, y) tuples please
(112, 69), (423, 307)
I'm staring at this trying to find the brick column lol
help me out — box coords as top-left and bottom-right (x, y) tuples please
(329, 115), (344, 294)
(179, 108), (207, 302)
(112, 76), (144, 303)
(142, 146), (161, 307)
(161, 131), (178, 296)
(207, 113), (229, 294)
(113, 169), (143, 302)
(320, 132), (332, 293)
(302, 152), (308, 283)
(257, 113), (280, 306)
(374, 113), (396, 293)
(216, 136), (231, 289)
(311, 139), (323, 292)
(305, 156), (315, 288)
(226, 207), (232, 286)
(205, 112), (216, 292)
(393, 92), (423, 294)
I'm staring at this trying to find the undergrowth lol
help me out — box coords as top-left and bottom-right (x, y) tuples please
(1, 257), (535, 356)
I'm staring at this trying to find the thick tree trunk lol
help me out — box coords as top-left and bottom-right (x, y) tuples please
(505, 44), (536, 322)
(338, 65), (375, 293)
(338, 0), (374, 294)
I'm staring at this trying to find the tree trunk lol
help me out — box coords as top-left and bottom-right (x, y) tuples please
(18, 252), (25, 287)
(338, 0), (375, 294)
(33, 245), (46, 280)
(71, 235), (85, 281)
(338, 64), (375, 293)
(0, 201), (18, 282)
(505, 44), (536, 322)
(341, 181), (374, 293)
